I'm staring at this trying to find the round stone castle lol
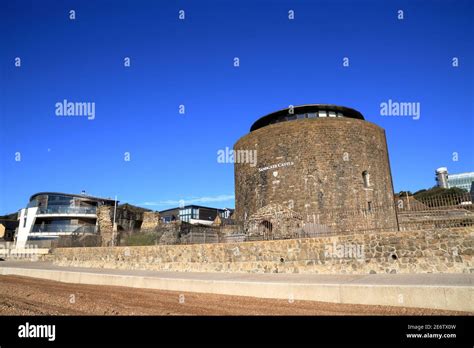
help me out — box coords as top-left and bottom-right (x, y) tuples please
(233, 104), (398, 237)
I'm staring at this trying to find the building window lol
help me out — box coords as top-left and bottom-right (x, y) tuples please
(179, 208), (193, 222)
(328, 111), (336, 117)
(367, 201), (372, 212)
(362, 171), (370, 188)
(318, 110), (327, 117)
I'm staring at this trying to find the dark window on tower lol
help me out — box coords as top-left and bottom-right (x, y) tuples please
(362, 171), (370, 188)
(367, 201), (372, 212)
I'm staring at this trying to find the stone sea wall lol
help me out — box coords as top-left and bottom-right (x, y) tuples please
(49, 227), (473, 274)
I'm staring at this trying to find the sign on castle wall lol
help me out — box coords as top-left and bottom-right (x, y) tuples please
(258, 161), (294, 173)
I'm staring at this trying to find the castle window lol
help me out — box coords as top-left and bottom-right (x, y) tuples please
(362, 171), (370, 188)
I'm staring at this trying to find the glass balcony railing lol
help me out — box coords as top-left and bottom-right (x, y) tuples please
(31, 224), (98, 233)
(37, 206), (97, 215)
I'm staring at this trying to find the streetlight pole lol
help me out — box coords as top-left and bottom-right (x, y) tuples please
(112, 195), (117, 246)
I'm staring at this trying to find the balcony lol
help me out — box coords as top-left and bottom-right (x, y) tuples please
(31, 224), (97, 233)
(37, 206), (97, 215)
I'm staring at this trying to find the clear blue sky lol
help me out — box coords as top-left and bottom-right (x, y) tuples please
(1, 0), (473, 214)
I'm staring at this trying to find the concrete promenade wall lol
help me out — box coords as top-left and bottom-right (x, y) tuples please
(48, 227), (474, 274)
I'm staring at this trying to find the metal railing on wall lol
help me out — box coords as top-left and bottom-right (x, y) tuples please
(37, 206), (97, 215)
(56, 193), (473, 247)
(395, 192), (473, 211)
(394, 192), (474, 231)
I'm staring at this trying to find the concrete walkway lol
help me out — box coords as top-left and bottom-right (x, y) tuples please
(1, 261), (472, 312)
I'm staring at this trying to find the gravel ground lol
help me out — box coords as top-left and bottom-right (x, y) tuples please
(0, 275), (469, 315)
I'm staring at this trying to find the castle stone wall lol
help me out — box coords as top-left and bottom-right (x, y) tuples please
(141, 212), (161, 231)
(234, 117), (398, 235)
(97, 205), (114, 246)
